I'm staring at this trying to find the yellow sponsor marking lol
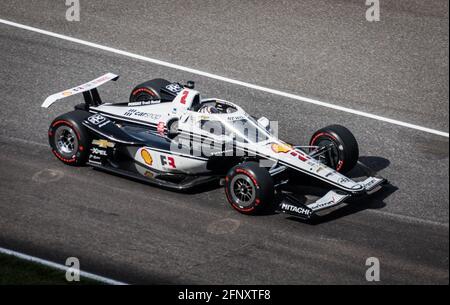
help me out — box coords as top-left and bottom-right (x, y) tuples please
(141, 149), (153, 166)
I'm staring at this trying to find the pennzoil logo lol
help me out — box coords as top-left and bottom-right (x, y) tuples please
(141, 149), (153, 166)
(92, 139), (115, 148)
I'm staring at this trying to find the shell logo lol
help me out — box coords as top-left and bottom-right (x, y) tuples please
(141, 149), (153, 166)
(271, 143), (292, 153)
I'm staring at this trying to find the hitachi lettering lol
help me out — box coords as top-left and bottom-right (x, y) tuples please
(280, 203), (311, 216)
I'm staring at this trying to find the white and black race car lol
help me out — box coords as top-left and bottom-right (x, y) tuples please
(42, 73), (386, 220)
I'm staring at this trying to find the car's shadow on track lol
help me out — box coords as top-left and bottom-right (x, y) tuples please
(350, 156), (391, 178)
(284, 156), (398, 225)
(94, 156), (397, 225)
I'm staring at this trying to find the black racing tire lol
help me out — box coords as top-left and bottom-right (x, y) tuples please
(309, 124), (359, 173)
(48, 110), (92, 166)
(129, 78), (172, 103)
(224, 161), (274, 215)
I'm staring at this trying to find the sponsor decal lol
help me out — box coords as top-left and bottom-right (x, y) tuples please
(280, 203), (312, 216)
(157, 122), (165, 134)
(160, 155), (176, 168)
(336, 160), (344, 171)
(363, 178), (380, 190)
(316, 166), (326, 173)
(165, 83), (183, 93)
(311, 200), (334, 210)
(91, 147), (107, 156)
(87, 114), (108, 126)
(62, 91), (72, 97)
(144, 170), (154, 178)
(338, 177), (351, 184)
(89, 154), (101, 161)
(227, 115), (245, 121)
(123, 109), (161, 120)
(92, 139), (115, 148)
(308, 192), (349, 211)
(210, 149), (234, 156)
(271, 143), (292, 154)
(297, 153), (309, 161)
(141, 149), (153, 166)
(128, 100), (161, 106)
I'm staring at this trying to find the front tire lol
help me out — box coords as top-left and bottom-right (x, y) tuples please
(224, 161), (274, 215)
(309, 124), (359, 173)
(48, 111), (91, 166)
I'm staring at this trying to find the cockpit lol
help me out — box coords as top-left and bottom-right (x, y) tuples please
(191, 98), (238, 114)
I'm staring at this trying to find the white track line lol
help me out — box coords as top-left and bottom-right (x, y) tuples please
(0, 18), (448, 138)
(0, 247), (127, 285)
(370, 210), (449, 229)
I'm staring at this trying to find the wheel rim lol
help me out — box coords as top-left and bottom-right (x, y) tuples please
(54, 125), (78, 156)
(230, 174), (256, 207)
(316, 138), (341, 169)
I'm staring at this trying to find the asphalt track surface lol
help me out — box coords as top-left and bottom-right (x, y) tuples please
(0, 1), (448, 284)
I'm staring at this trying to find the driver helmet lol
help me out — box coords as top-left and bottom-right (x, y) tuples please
(198, 105), (219, 114)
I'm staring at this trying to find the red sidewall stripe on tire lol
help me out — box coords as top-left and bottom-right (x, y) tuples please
(50, 120), (80, 163)
(235, 168), (259, 188)
(52, 149), (76, 163)
(51, 120), (81, 140)
(310, 132), (336, 146)
(225, 169), (261, 213)
(225, 183), (255, 213)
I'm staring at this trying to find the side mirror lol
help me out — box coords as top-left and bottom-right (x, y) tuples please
(257, 116), (270, 130)
(185, 81), (195, 89)
(167, 119), (179, 139)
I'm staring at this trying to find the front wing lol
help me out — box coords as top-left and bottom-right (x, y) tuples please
(276, 177), (386, 220)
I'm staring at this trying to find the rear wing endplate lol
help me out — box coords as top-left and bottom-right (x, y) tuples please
(41, 73), (119, 108)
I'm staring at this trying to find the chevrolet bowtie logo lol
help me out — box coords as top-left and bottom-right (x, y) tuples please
(92, 139), (115, 148)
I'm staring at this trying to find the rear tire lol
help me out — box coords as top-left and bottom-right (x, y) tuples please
(129, 78), (172, 103)
(309, 124), (359, 173)
(48, 111), (91, 166)
(224, 161), (274, 215)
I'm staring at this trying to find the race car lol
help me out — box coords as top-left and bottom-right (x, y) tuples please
(42, 73), (386, 220)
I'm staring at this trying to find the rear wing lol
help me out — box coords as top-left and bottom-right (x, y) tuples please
(41, 73), (119, 108)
